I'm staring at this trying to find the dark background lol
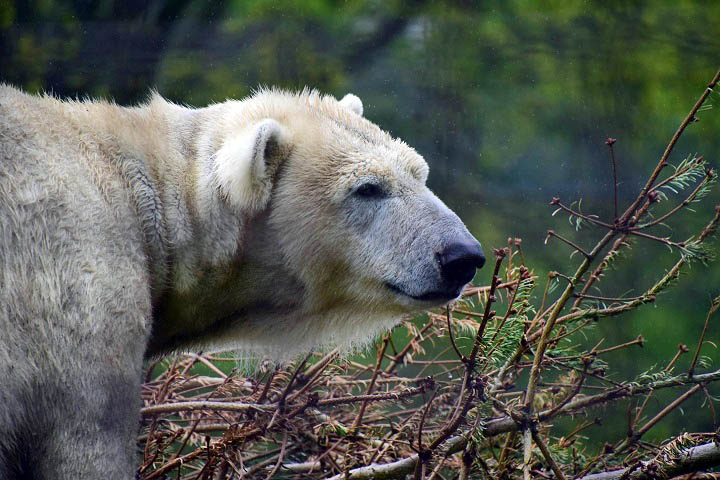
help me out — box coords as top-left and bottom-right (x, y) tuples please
(2, 0), (719, 446)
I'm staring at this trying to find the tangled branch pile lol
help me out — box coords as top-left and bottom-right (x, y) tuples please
(138, 69), (720, 479)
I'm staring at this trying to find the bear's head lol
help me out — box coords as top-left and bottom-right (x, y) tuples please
(211, 90), (485, 352)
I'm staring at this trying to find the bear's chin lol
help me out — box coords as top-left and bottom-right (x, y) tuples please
(385, 282), (463, 307)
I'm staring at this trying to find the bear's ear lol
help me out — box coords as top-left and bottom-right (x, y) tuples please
(339, 93), (363, 116)
(214, 119), (286, 213)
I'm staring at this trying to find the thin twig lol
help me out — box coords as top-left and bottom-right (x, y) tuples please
(446, 304), (467, 363)
(352, 335), (390, 430)
(607, 138), (619, 221)
(546, 230), (591, 258)
(532, 429), (567, 480)
(689, 296), (720, 377)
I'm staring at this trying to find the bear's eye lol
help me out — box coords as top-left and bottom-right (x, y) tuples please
(354, 182), (385, 199)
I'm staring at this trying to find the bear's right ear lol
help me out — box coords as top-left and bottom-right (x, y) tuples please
(214, 119), (286, 213)
(339, 93), (363, 116)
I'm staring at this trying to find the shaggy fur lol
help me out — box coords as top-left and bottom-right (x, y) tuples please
(0, 84), (482, 478)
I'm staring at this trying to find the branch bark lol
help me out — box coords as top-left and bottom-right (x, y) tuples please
(577, 442), (720, 480)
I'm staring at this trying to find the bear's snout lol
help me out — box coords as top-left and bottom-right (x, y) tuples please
(438, 240), (485, 289)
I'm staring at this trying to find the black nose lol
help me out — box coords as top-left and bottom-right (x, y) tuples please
(439, 241), (486, 287)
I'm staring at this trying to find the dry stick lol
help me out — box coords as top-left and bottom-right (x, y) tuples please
(574, 294), (648, 303)
(241, 450), (293, 477)
(546, 230), (591, 258)
(277, 353), (312, 411)
(286, 350), (339, 402)
(594, 336), (644, 355)
(545, 369), (720, 420)
(425, 456), (447, 480)
(490, 274), (523, 344)
(142, 357), (181, 466)
(462, 279), (519, 297)
(352, 335), (390, 430)
(142, 401), (270, 416)
(689, 296), (720, 377)
(615, 384), (703, 454)
(664, 345), (690, 376)
(190, 353), (227, 379)
(263, 431), (288, 480)
(385, 317), (436, 374)
(317, 385), (428, 407)
(467, 250), (507, 363)
(416, 387), (440, 457)
(701, 384), (717, 425)
(532, 429), (567, 480)
(302, 349), (339, 382)
(624, 229), (685, 248)
(452, 308), (484, 318)
(560, 418), (601, 447)
(141, 385), (428, 417)
(446, 305), (467, 362)
(257, 365), (279, 404)
(551, 199), (614, 229)
(571, 235), (630, 310)
(522, 427), (533, 480)
(607, 138), (619, 221)
(543, 367), (587, 419)
(535, 273), (555, 324)
(497, 431), (518, 477)
(172, 365), (237, 468)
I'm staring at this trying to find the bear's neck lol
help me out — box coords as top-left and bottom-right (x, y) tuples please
(146, 213), (309, 357)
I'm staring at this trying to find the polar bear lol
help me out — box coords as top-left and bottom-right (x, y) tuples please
(0, 84), (484, 478)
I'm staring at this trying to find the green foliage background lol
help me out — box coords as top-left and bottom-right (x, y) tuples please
(2, 0), (719, 446)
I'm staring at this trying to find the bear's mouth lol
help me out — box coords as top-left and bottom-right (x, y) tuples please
(385, 282), (460, 304)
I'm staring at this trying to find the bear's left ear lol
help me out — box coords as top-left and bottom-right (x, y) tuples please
(214, 119), (286, 213)
(339, 93), (363, 116)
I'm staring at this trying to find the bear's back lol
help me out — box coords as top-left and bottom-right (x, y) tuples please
(0, 86), (151, 368)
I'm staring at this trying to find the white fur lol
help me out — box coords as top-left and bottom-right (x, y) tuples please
(339, 93), (363, 116)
